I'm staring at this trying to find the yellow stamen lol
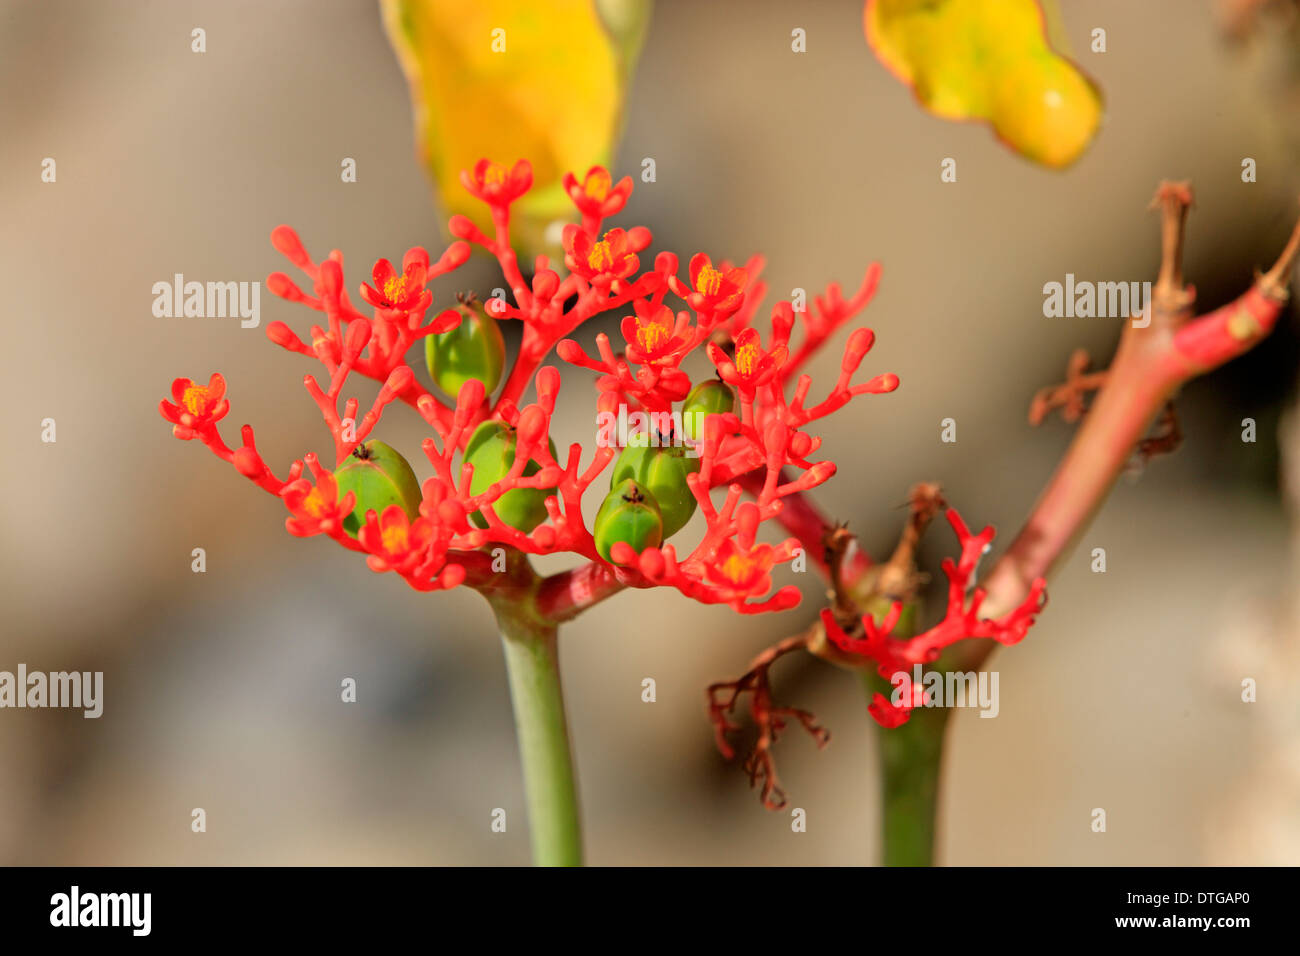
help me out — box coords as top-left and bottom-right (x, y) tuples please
(483, 162), (508, 187)
(381, 521), (410, 554)
(696, 264), (724, 297)
(383, 275), (408, 303)
(584, 169), (611, 202)
(735, 342), (762, 377)
(587, 240), (615, 272)
(637, 320), (669, 354)
(301, 486), (331, 518)
(181, 385), (212, 417)
(719, 552), (755, 585)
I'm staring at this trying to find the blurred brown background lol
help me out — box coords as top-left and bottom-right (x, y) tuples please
(2, 0), (1298, 865)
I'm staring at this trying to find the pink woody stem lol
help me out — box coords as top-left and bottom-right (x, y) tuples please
(978, 327), (1179, 619)
(975, 188), (1300, 649)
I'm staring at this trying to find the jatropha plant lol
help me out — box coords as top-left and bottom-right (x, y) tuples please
(160, 162), (1300, 865)
(160, 158), (905, 865)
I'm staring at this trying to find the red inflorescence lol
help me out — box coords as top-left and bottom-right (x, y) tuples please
(160, 158), (898, 613)
(822, 509), (1048, 727)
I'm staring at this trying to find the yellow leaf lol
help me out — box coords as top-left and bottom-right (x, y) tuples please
(382, 0), (649, 257)
(865, 0), (1103, 169)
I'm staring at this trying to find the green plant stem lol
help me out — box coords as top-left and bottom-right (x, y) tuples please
(498, 614), (583, 866)
(865, 672), (950, 866)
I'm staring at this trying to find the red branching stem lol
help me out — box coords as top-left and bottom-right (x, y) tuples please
(535, 561), (626, 622)
(736, 468), (871, 582)
(782, 262), (882, 379)
(824, 509), (1046, 728)
(707, 630), (829, 810)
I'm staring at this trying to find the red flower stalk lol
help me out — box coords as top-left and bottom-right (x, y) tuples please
(160, 160), (896, 616)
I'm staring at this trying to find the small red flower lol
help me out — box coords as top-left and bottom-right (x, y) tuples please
(705, 539), (776, 595)
(461, 158), (533, 206)
(282, 470), (354, 537)
(708, 328), (787, 391)
(564, 226), (639, 283)
(159, 373), (229, 437)
(688, 253), (747, 312)
(563, 165), (633, 218)
(359, 505), (435, 573)
(360, 258), (427, 311)
(620, 301), (688, 363)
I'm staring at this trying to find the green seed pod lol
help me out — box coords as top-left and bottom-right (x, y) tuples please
(333, 439), (423, 537)
(682, 379), (735, 440)
(610, 442), (700, 539)
(594, 478), (663, 562)
(463, 420), (557, 532)
(426, 298), (506, 398)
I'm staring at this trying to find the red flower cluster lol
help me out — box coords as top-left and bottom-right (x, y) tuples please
(822, 510), (1047, 727)
(160, 158), (898, 613)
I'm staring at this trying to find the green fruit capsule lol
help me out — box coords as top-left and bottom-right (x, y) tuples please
(594, 479), (663, 562)
(426, 298), (506, 398)
(463, 420), (557, 532)
(682, 379), (735, 440)
(610, 443), (700, 539)
(333, 439), (423, 537)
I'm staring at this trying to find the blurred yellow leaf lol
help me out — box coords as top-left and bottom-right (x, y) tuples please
(864, 0), (1102, 168)
(381, 0), (649, 257)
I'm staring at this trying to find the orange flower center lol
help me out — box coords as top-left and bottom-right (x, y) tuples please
(381, 521), (410, 554)
(181, 385), (213, 417)
(735, 341), (762, 377)
(636, 318), (669, 354)
(483, 163), (508, 187)
(301, 486), (331, 518)
(584, 169), (611, 201)
(696, 264), (724, 297)
(587, 239), (615, 272)
(383, 275), (408, 303)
